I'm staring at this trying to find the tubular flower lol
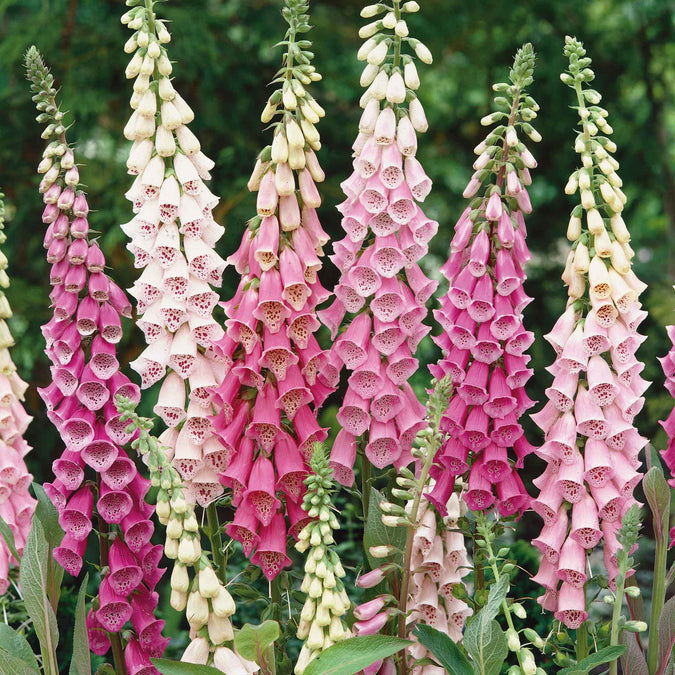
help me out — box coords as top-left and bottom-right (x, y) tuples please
(530, 38), (647, 628)
(431, 44), (540, 518)
(661, 328), (675, 516)
(209, 0), (333, 577)
(26, 48), (166, 666)
(120, 1), (227, 505)
(320, 0), (437, 477)
(0, 191), (36, 594)
(294, 445), (351, 674)
(118, 399), (255, 673)
(406, 492), (471, 672)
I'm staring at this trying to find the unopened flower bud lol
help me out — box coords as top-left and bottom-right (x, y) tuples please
(198, 565), (220, 598)
(171, 563), (190, 593)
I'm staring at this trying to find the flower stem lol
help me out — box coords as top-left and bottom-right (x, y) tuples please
(610, 573), (626, 675)
(206, 502), (226, 586)
(576, 619), (589, 663)
(648, 535), (667, 674)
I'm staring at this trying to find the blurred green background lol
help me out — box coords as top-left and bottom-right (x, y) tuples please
(0, 0), (673, 665)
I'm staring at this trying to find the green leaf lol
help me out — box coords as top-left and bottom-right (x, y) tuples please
(20, 516), (60, 673)
(413, 624), (473, 675)
(0, 515), (19, 561)
(559, 645), (627, 674)
(658, 595), (675, 672)
(151, 659), (225, 675)
(363, 487), (407, 568)
(621, 633), (648, 675)
(0, 647), (40, 675)
(464, 618), (507, 675)
(482, 575), (509, 623)
(303, 635), (413, 675)
(0, 624), (39, 671)
(69, 573), (91, 675)
(32, 482), (64, 611)
(644, 466), (670, 543)
(234, 620), (280, 665)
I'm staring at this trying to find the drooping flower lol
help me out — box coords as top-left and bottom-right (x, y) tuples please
(530, 37), (647, 628)
(432, 44), (539, 521)
(0, 191), (37, 595)
(26, 47), (166, 667)
(209, 0), (334, 576)
(120, 0), (226, 506)
(320, 0), (437, 478)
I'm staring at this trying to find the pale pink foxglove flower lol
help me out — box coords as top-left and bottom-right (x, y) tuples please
(530, 38), (646, 627)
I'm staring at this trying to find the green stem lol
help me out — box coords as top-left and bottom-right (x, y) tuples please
(392, 0), (401, 69)
(361, 449), (371, 526)
(206, 503), (226, 585)
(610, 573), (626, 675)
(576, 620), (589, 663)
(648, 536), (667, 674)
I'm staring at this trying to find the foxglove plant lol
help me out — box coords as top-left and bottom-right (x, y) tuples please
(530, 37), (647, 638)
(431, 43), (539, 518)
(0, 191), (36, 595)
(209, 0), (333, 578)
(26, 47), (167, 674)
(294, 445), (351, 674)
(320, 0), (438, 478)
(116, 398), (256, 673)
(120, 0), (227, 506)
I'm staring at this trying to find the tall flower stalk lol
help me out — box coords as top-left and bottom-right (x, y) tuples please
(208, 0), (334, 579)
(26, 47), (166, 674)
(431, 43), (539, 519)
(320, 0), (438, 478)
(530, 37), (647, 639)
(0, 191), (36, 595)
(120, 0), (227, 506)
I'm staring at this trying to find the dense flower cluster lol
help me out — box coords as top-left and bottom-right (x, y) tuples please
(321, 0), (437, 479)
(405, 492), (471, 673)
(530, 38), (647, 628)
(0, 191), (36, 595)
(26, 48), (167, 669)
(120, 1), (227, 505)
(294, 446), (351, 674)
(208, 0), (332, 578)
(659, 328), (675, 513)
(430, 44), (539, 517)
(117, 400), (255, 674)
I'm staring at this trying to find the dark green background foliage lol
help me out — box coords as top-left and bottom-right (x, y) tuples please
(0, 0), (673, 667)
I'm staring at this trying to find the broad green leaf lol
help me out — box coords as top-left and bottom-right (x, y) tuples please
(0, 515), (19, 561)
(644, 466), (670, 542)
(363, 487), (406, 569)
(0, 647), (40, 675)
(413, 624), (473, 675)
(69, 573), (91, 675)
(658, 596), (675, 672)
(621, 633), (648, 675)
(32, 482), (64, 610)
(234, 620), (280, 664)
(151, 660), (224, 675)
(559, 645), (627, 674)
(464, 618), (507, 675)
(0, 624), (39, 671)
(482, 575), (509, 624)
(303, 635), (413, 675)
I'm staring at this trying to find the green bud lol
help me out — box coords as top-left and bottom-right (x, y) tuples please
(624, 620), (648, 633)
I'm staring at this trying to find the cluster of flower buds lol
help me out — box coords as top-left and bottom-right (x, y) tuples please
(294, 445), (351, 674)
(26, 47), (167, 669)
(431, 43), (540, 518)
(208, 0), (331, 578)
(405, 492), (471, 672)
(117, 398), (257, 674)
(0, 191), (36, 595)
(320, 0), (437, 478)
(120, 0), (228, 504)
(530, 37), (647, 629)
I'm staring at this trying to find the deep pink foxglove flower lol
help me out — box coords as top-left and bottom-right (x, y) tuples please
(530, 38), (646, 628)
(320, 2), (438, 480)
(207, 6), (334, 580)
(431, 45), (539, 519)
(26, 47), (165, 667)
(0, 191), (37, 594)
